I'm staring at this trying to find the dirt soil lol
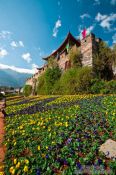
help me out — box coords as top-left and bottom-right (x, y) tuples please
(0, 101), (6, 174)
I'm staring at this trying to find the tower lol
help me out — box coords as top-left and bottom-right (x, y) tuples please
(81, 33), (100, 67)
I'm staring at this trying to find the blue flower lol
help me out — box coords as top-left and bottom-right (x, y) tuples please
(46, 155), (49, 159)
(98, 159), (102, 165)
(76, 162), (82, 169)
(36, 169), (41, 175)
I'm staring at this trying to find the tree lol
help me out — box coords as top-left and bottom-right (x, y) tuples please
(36, 73), (46, 95)
(23, 85), (32, 97)
(48, 56), (58, 68)
(45, 66), (61, 94)
(68, 46), (82, 68)
(59, 67), (92, 94)
(93, 41), (113, 80)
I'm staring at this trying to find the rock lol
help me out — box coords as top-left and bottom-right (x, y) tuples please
(99, 139), (116, 160)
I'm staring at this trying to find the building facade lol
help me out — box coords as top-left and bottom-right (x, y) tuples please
(25, 32), (115, 88)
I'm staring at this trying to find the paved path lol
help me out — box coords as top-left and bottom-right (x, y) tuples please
(0, 100), (6, 174)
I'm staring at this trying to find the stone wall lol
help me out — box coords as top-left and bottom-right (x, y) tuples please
(81, 34), (93, 66)
(25, 78), (33, 86)
(58, 51), (69, 70)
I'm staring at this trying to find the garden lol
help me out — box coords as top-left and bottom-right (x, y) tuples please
(2, 95), (116, 174)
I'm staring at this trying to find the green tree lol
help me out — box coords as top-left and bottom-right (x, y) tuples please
(48, 56), (58, 68)
(59, 67), (92, 94)
(76, 67), (93, 93)
(37, 66), (61, 95)
(59, 68), (79, 94)
(36, 73), (46, 95)
(93, 41), (113, 80)
(68, 46), (82, 68)
(45, 66), (61, 94)
(23, 85), (32, 97)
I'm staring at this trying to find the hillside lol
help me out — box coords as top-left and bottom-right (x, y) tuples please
(0, 69), (31, 87)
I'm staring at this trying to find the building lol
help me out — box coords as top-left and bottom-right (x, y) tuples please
(25, 31), (115, 89)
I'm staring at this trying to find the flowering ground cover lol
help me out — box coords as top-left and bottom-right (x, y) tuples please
(4, 95), (116, 174)
(6, 96), (57, 115)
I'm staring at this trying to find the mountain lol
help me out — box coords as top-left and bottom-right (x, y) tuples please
(0, 69), (32, 87)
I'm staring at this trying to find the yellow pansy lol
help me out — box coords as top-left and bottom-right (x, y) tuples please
(9, 167), (15, 174)
(25, 159), (29, 165)
(23, 165), (28, 172)
(46, 146), (48, 149)
(16, 162), (20, 169)
(65, 122), (68, 127)
(13, 158), (17, 165)
(38, 145), (41, 151)
(14, 142), (16, 146)
(41, 154), (45, 158)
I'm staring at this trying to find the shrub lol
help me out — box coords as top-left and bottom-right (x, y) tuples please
(59, 67), (92, 94)
(102, 80), (116, 94)
(59, 68), (79, 94)
(37, 66), (61, 95)
(90, 79), (105, 94)
(76, 67), (93, 93)
(45, 66), (61, 94)
(23, 85), (32, 97)
(69, 46), (82, 68)
(36, 73), (46, 95)
(90, 79), (116, 94)
(0, 93), (5, 100)
(92, 41), (113, 80)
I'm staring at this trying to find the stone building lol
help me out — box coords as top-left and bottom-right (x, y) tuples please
(25, 31), (114, 88)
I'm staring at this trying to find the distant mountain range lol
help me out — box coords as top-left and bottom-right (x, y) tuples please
(0, 69), (32, 87)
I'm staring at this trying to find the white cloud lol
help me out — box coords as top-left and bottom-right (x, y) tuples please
(32, 63), (38, 69)
(80, 13), (90, 19)
(19, 41), (24, 47)
(0, 63), (34, 74)
(95, 13), (116, 30)
(94, 0), (100, 5)
(22, 53), (32, 63)
(86, 25), (94, 33)
(0, 48), (8, 57)
(0, 30), (12, 39)
(53, 19), (62, 37)
(10, 41), (18, 48)
(10, 40), (24, 48)
(95, 13), (107, 22)
(112, 33), (116, 43)
(111, 0), (116, 5)
(32, 63), (38, 73)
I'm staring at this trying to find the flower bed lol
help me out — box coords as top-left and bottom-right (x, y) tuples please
(4, 95), (116, 174)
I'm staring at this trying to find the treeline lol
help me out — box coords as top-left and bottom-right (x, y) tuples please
(23, 42), (116, 96)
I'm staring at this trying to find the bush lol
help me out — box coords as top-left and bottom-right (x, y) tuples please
(36, 73), (46, 95)
(76, 67), (93, 93)
(0, 93), (5, 100)
(90, 79), (105, 94)
(59, 68), (79, 94)
(69, 46), (82, 68)
(90, 79), (116, 94)
(101, 80), (116, 94)
(92, 41), (113, 80)
(37, 66), (61, 95)
(59, 67), (92, 94)
(23, 85), (32, 97)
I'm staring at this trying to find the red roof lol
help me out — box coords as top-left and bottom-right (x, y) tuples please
(43, 32), (80, 60)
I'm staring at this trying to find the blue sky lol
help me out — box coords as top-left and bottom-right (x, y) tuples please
(0, 0), (116, 74)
